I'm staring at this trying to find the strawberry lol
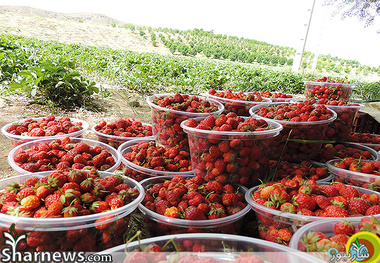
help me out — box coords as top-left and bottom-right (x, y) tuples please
(20, 195), (40, 210)
(91, 201), (109, 213)
(365, 205), (380, 216)
(278, 228), (293, 242)
(348, 198), (371, 215)
(325, 205), (349, 217)
(155, 200), (171, 215)
(313, 195), (332, 210)
(292, 193), (316, 211)
(319, 185), (339, 197)
(164, 207), (179, 218)
(185, 207), (207, 220)
(334, 220), (356, 235)
(46, 201), (63, 217)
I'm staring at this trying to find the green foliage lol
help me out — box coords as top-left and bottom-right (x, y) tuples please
(139, 30), (145, 36)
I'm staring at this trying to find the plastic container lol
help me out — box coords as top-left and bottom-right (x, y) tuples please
(100, 233), (325, 263)
(91, 123), (154, 148)
(8, 137), (122, 174)
(207, 91), (271, 116)
(138, 176), (250, 236)
(305, 81), (355, 102)
(181, 116), (283, 187)
(118, 138), (194, 181)
(347, 132), (380, 152)
(147, 94), (224, 150)
(323, 104), (362, 142)
(1, 117), (89, 147)
(0, 171), (144, 252)
(326, 158), (380, 190)
(245, 183), (380, 246)
(311, 142), (379, 166)
(250, 102), (337, 162)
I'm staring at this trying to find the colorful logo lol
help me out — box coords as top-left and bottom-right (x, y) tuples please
(346, 232), (380, 263)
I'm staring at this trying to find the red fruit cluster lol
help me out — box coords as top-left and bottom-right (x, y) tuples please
(255, 101), (335, 162)
(0, 169), (140, 251)
(184, 113), (277, 186)
(13, 137), (117, 172)
(122, 141), (192, 181)
(301, 217), (380, 253)
(93, 118), (153, 147)
(251, 90), (293, 100)
(150, 94), (220, 149)
(349, 133), (380, 151)
(270, 160), (330, 182)
(142, 176), (246, 235)
(305, 77), (353, 102)
(252, 180), (380, 245)
(313, 99), (361, 142)
(6, 116), (84, 137)
(208, 88), (266, 116)
(331, 158), (380, 190)
(313, 143), (373, 164)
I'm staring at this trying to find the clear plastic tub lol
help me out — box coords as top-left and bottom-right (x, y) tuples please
(245, 183), (380, 246)
(305, 81), (355, 102)
(1, 116), (89, 147)
(311, 142), (380, 166)
(250, 102), (337, 162)
(147, 94), (224, 150)
(181, 116), (283, 187)
(91, 123), (154, 149)
(207, 91), (271, 116)
(326, 158), (380, 190)
(8, 137), (122, 174)
(322, 104), (362, 142)
(138, 176), (250, 236)
(118, 138), (194, 181)
(99, 233), (325, 263)
(0, 171), (144, 252)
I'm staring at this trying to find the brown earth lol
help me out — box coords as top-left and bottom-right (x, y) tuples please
(0, 6), (162, 179)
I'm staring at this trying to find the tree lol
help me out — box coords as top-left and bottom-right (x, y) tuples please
(324, 0), (380, 29)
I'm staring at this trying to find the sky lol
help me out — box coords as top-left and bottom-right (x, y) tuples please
(1, 0), (380, 67)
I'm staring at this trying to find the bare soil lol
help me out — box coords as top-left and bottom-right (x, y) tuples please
(0, 6), (160, 179)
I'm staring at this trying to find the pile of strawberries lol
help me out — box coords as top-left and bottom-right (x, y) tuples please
(313, 143), (374, 164)
(183, 113), (277, 186)
(12, 137), (117, 172)
(312, 98), (361, 142)
(141, 176), (247, 235)
(348, 133), (380, 151)
(301, 217), (380, 253)
(150, 93), (221, 149)
(251, 90), (293, 100)
(5, 116), (84, 137)
(329, 158), (380, 190)
(0, 168), (141, 251)
(305, 76), (353, 101)
(251, 179), (380, 245)
(254, 101), (335, 162)
(93, 117), (153, 148)
(208, 88), (266, 116)
(270, 160), (330, 182)
(121, 140), (192, 181)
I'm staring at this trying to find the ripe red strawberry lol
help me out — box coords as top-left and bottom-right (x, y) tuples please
(365, 205), (380, 216)
(91, 201), (109, 213)
(325, 205), (349, 217)
(280, 202), (296, 213)
(340, 186), (361, 200)
(222, 193), (238, 206)
(278, 228), (293, 242)
(334, 220), (356, 235)
(47, 201), (63, 217)
(155, 200), (171, 215)
(205, 180), (223, 194)
(313, 195), (332, 210)
(348, 198), (371, 215)
(73, 234), (96, 251)
(22, 176), (40, 187)
(16, 188), (35, 199)
(27, 231), (53, 247)
(292, 193), (316, 211)
(185, 207), (207, 220)
(319, 185), (339, 197)
(330, 196), (348, 209)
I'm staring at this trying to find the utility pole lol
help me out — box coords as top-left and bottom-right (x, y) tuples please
(292, 0), (317, 73)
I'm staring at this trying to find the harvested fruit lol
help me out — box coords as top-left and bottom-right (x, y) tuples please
(327, 158), (380, 191)
(181, 113), (282, 187)
(140, 175), (249, 235)
(10, 137), (119, 173)
(348, 133), (380, 151)
(252, 101), (336, 162)
(246, 179), (380, 246)
(92, 117), (153, 148)
(208, 88), (270, 116)
(1, 116), (88, 147)
(120, 139), (192, 181)
(0, 169), (143, 252)
(147, 93), (223, 149)
(313, 99), (361, 142)
(312, 142), (376, 164)
(251, 90), (293, 101)
(305, 77), (354, 102)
